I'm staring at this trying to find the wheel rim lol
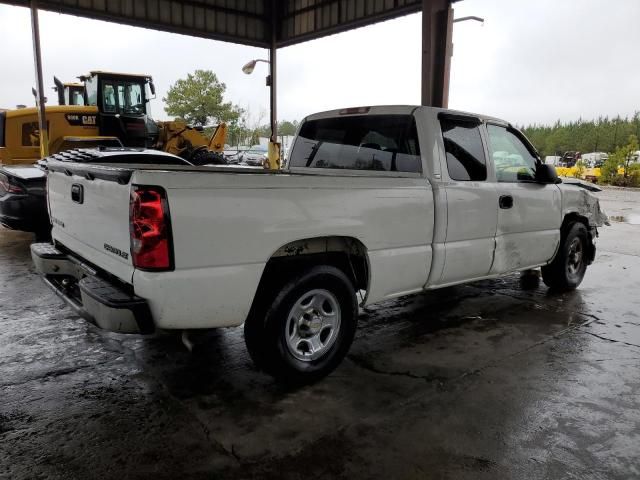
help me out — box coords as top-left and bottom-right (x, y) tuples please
(284, 289), (342, 362)
(566, 237), (584, 279)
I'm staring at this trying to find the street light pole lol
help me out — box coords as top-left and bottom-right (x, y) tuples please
(242, 54), (280, 169)
(240, 0), (280, 170)
(453, 16), (484, 24)
(269, 50), (277, 145)
(442, 14), (485, 108)
(269, 0), (277, 147)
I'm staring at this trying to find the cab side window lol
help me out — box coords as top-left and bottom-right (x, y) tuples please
(289, 115), (422, 173)
(487, 125), (538, 182)
(440, 118), (487, 181)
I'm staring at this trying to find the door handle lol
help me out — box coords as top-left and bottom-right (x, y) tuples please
(499, 195), (513, 209)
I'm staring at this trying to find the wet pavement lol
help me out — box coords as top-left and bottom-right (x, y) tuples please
(1, 187), (639, 479)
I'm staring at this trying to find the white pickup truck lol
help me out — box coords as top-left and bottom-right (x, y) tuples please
(32, 106), (607, 383)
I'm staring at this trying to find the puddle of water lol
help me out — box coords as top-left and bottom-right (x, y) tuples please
(609, 214), (640, 225)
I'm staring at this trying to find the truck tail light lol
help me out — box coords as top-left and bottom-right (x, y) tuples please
(0, 172), (26, 195)
(129, 185), (173, 271)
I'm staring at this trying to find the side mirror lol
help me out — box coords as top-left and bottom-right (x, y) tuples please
(149, 82), (156, 96)
(536, 163), (560, 184)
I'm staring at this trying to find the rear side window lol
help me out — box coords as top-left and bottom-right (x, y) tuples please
(440, 118), (487, 181)
(289, 115), (421, 173)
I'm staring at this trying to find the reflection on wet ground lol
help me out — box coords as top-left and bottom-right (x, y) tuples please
(1, 188), (640, 479)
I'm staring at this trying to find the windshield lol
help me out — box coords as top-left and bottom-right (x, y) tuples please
(102, 80), (145, 115)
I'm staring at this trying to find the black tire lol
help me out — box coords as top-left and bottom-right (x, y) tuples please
(244, 265), (358, 384)
(189, 149), (226, 166)
(541, 222), (589, 291)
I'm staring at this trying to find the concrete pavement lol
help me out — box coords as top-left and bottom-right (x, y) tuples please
(1, 187), (639, 479)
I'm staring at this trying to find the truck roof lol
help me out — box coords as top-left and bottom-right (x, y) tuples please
(303, 105), (510, 126)
(80, 71), (153, 80)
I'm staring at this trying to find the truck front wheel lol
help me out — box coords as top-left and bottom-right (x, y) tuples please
(244, 265), (358, 384)
(541, 222), (588, 291)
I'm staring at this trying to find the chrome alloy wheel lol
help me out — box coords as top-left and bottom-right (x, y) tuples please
(566, 237), (584, 278)
(285, 289), (342, 362)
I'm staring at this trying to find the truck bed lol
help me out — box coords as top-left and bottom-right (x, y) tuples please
(46, 158), (435, 329)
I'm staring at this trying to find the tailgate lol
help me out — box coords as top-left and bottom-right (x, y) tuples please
(47, 160), (134, 283)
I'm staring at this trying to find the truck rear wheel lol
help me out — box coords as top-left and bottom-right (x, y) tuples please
(541, 222), (588, 291)
(244, 265), (358, 384)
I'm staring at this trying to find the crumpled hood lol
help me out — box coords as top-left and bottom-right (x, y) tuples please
(559, 183), (608, 227)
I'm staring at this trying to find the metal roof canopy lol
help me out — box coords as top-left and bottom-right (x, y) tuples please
(3, 0), (458, 160)
(4, 0), (455, 49)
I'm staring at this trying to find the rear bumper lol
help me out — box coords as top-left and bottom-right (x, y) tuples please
(31, 242), (154, 334)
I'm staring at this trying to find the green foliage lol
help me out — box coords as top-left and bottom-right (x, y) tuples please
(573, 160), (586, 178)
(163, 70), (242, 126)
(620, 134), (639, 176)
(523, 112), (640, 158)
(226, 117), (246, 147)
(600, 155), (620, 184)
(226, 118), (300, 147)
(278, 120), (299, 136)
(600, 134), (639, 186)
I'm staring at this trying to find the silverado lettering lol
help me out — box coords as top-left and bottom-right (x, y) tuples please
(103, 243), (129, 260)
(50, 216), (65, 228)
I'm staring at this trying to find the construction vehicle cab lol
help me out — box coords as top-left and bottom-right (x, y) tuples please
(80, 71), (159, 148)
(53, 77), (85, 106)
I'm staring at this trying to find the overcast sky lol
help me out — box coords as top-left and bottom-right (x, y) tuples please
(0, 0), (638, 126)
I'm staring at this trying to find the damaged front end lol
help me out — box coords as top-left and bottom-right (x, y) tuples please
(560, 183), (609, 228)
(559, 183), (609, 265)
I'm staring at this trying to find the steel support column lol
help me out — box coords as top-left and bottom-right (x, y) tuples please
(266, 0), (280, 169)
(269, 33), (277, 144)
(30, 0), (49, 158)
(421, 0), (454, 108)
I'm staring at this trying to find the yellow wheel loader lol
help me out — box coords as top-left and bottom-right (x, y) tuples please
(76, 70), (226, 164)
(0, 71), (227, 166)
(0, 70), (227, 235)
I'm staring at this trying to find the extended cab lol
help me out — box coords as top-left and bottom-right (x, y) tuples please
(32, 106), (607, 383)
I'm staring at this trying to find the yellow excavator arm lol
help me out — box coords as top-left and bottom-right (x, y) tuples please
(207, 122), (227, 152)
(155, 120), (227, 165)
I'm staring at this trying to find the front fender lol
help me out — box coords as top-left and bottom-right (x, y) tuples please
(559, 184), (608, 227)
